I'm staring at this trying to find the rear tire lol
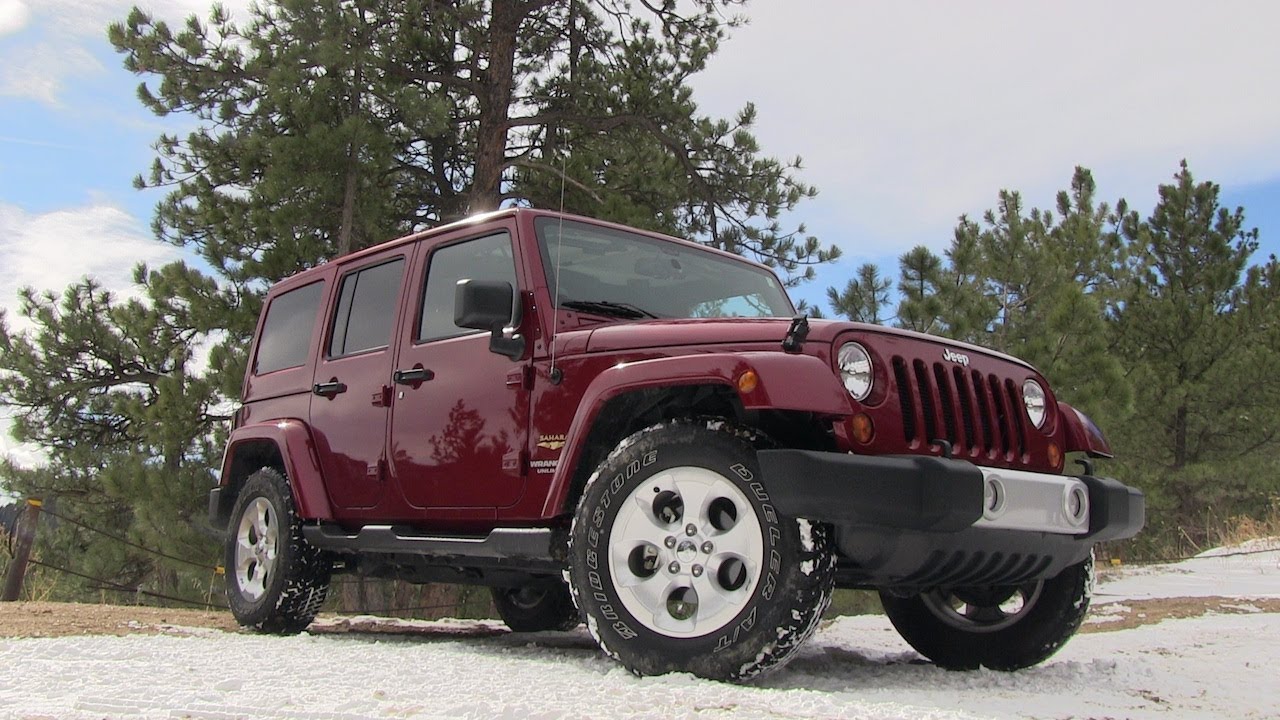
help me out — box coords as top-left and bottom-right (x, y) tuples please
(568, 419), (835, 681)
(491, 577), (580, 632)
(225, 467), (332, 634)
(879, 553), (1094, 670)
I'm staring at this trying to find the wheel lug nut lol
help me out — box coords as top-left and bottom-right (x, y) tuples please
(668, 561), (681, 574)
(685, 523), (698, 536)
(701, 541), (713, 554)
(664, 536), (676, 548)
(692, 564), (704, 577)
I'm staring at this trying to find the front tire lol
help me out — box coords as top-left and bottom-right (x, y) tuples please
(568, 419), (835, 681)
(225, 467), (332, 634)
(879, 553), (1094, 670)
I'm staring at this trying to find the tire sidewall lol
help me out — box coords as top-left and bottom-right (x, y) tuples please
(224, 469), (299, 624)
(570, 421), (828, 678)
(881, 554), (1093, 671)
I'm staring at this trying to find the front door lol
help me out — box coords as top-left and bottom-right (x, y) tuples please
(389, 229), (529, 510)
(309, 251), (408, 511)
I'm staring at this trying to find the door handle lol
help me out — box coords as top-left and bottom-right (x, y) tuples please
(393, 367), (434, 384)
(312, 380), (347, 397)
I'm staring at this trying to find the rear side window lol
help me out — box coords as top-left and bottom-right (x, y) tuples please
(255, 281), (324, 375)
(329, 258), (405, 357)
(418, 233), (516, 342)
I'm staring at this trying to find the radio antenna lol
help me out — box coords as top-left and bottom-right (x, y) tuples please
(547, 151), (567, 384)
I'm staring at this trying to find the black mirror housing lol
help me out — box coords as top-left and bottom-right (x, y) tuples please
(454, 280), (525, 360)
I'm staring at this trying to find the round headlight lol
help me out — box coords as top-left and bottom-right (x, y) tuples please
(1023, 379), (1047, 429)
(838, 342), (874, 401)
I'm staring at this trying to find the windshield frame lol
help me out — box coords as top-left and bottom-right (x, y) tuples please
(534, 217), (796, 322)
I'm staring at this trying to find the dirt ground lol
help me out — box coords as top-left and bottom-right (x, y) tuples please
(1, 596), (1277, 639)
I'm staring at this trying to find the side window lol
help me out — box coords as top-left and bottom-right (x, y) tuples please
(329, 258), (405, 357)
(418, 232), (516, 342)
(255, 281), (324, 375)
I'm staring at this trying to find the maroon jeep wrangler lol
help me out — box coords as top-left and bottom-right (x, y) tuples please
(210, 209), (1143, 680)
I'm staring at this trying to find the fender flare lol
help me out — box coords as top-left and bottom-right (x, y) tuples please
(1058, 401), (1114, 458)
(218, 419), (333, 520)
(541, 351), (851, 517)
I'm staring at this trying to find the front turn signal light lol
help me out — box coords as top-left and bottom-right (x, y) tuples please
(737, 370), (759, 395)
(850, 413), (875, 444)
(1047, 442), (1062, 470)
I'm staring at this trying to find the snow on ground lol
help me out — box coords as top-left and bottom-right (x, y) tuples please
(1095, 537), (1280, 602)
(1, 543), (1278, 720)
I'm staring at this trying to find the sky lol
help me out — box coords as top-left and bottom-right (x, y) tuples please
(1, 0), (1279, 466)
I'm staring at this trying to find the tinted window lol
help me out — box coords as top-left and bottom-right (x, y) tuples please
(329, 258), (405, 357)
(255, 281), (324, 374)
(419, 233), (516, 342)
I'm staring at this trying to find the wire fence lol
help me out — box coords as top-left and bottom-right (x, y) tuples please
(5, 495), (1277, 620)
(2, 497), (496, 619)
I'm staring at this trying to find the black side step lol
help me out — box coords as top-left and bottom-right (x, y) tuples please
(302, 524), (561, 572)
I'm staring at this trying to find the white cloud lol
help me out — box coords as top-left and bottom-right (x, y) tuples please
(32, 0), (254, 37)
(1, 0), (254, 104)
(0, 201), (179, 332)
(0, 42), (102, 105)
(692, 1), (1280, 259)
(0, 0), (30, 36)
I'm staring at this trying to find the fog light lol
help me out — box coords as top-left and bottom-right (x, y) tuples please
(983, 475), (1006, 520)
(1064, 485), (1089, 526)
(850, 413), (875, 444)
(737, 370), (759, 394)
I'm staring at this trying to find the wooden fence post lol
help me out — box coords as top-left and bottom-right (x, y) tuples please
(1, 499), (42, 602)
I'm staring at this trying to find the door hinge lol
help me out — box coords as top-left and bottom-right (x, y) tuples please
(506, 366), (533, 389)
(502, 450), (529, 475)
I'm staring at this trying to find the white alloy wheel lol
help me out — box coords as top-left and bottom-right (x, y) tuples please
(608, 465), (764, 638)
(234, 497), (279, 602)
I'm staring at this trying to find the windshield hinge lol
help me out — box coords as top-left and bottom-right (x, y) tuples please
(781, 314), (810, 353)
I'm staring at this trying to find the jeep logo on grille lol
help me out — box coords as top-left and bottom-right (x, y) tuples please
(943, 348), (970, 366)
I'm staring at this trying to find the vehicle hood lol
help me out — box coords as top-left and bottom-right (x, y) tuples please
(576, 317), (1033, 371)
(583, 318), (811, 353)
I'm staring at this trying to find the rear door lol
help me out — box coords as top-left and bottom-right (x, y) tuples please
(388, 225), (530, 511)
(309, 249), (409, 511)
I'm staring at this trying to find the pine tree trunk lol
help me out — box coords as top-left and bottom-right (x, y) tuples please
(338, 146), (359, 257)
(1173, 403), (1188, 470)
(466, 2), (526, 214)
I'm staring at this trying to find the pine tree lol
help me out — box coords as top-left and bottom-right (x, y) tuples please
(826, 263), (891, 324)
(1111, 161), (1280, 540)
(895, 246), (945, 333)
(0, 0), (837, 603)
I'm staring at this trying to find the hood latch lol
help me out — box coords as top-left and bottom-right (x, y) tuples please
(781, 314), (809, 353)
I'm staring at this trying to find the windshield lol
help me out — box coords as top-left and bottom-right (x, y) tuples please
(535, 218), (794, 319)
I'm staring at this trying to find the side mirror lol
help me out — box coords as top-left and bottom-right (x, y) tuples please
(455, 279), (525, 360)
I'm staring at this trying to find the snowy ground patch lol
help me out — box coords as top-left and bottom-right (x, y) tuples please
(1, 542), (1277, 719)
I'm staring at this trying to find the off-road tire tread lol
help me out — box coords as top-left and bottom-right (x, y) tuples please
(224, 467), (332, 635)
(567, 418), (836, 681)
(879, 553), (1094, 671)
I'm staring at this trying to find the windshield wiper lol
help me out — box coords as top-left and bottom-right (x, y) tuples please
(560, 300), (661, 320)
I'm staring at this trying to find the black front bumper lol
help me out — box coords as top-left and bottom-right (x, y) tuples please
(757, 450), (1145, 588)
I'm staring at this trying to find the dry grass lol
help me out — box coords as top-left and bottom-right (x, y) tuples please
(1212, 499), (1280, 549)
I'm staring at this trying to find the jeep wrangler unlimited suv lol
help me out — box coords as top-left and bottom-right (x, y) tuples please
(210, 209), (1143, 681)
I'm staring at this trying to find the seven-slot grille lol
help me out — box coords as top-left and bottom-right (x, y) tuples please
(892, 356), (1031, 464)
